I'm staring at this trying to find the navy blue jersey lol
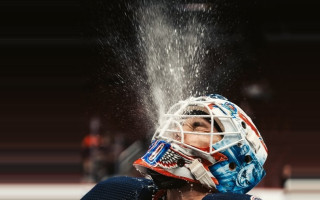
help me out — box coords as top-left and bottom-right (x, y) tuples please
(81, 176), (261, 200)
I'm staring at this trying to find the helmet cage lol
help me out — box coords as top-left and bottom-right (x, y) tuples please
(153, 97), (245, 156)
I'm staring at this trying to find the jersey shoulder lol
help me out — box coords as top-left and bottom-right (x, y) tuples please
(81, 176), (156, 200)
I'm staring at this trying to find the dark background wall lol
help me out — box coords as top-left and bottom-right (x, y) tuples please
(1, 0), (319, 187)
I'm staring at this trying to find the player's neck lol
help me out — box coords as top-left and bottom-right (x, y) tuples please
(166, 183), (212, 200)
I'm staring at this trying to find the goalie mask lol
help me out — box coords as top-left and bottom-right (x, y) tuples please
(133, 94), (268, 194)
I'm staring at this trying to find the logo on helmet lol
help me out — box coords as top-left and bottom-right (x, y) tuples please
(142, 140), (171, 166)
(222, 102), (238, 116)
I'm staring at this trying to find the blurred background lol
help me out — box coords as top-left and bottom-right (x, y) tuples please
(1, 0), (320, 199)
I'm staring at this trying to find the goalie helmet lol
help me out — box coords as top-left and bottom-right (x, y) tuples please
(134, 94), (268, 194)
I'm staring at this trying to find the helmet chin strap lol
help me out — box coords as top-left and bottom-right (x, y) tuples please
(187, 159), (216, 189)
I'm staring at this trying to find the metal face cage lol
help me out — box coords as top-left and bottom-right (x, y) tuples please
(152, 97), (245, 156)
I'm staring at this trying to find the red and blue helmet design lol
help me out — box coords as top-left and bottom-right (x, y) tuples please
(134, 94), (268, 194)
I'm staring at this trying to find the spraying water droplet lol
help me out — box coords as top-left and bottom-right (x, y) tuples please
(101, 1), (242, 133)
